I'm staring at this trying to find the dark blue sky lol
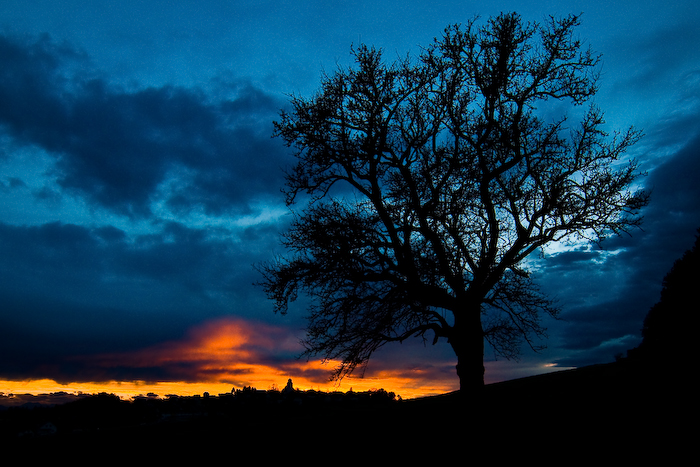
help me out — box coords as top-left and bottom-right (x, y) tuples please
(1, 1), (698, 397)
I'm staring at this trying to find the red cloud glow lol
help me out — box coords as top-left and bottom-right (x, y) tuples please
(71, 317), (459, 399)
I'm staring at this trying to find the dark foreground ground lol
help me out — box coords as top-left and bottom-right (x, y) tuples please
(1, 360), (691, 461)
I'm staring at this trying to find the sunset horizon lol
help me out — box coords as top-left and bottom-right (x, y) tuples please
(1, 316), (574, 404)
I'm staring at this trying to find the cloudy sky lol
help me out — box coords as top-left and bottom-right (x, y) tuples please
(1, 0), (698, 400)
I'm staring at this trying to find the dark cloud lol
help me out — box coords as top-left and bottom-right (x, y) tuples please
(1, 316), (304, 386)
(537, 126), (700, 368)
(608, 17), (700, 96)
(0, 219), (284, 383)
(0, 33), (290, 218)
(643, 136), (700, 233)
(0, 219), (279, 312)
(0, 177), (26, 190)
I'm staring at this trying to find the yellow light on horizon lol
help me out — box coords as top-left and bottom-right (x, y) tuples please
(0, 375), (453, 401)
(0, 379), (229, 400)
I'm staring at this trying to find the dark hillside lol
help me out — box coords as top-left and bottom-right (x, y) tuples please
(2, 361), (689, 461)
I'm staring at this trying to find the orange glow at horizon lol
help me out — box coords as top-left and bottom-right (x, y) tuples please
(0, 371), (455, 402)
(0, 317), (459, 400)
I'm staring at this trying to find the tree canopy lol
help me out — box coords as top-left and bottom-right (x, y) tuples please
(259, 12), (648, 392)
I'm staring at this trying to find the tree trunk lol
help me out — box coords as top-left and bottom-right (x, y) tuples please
(451, 307), (485, 396)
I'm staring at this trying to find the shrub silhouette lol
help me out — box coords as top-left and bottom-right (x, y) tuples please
(632, 229), (699, 371)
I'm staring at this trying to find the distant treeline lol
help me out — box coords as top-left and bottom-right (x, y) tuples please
(0, 385), (401, 441)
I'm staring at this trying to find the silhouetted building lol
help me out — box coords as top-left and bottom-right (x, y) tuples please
(282, 378), (294, 394)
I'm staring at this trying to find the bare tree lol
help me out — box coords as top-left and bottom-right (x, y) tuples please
(258, 13), (648, 393)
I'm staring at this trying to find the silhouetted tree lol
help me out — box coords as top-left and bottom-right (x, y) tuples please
(635, 230), (699, 366)
(259, 13), (648, 393)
